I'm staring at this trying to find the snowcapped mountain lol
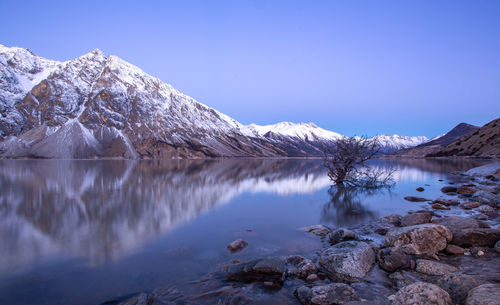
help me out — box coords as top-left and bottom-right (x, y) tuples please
(0, 44), (426, 158)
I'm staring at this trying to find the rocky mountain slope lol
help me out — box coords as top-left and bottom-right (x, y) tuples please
(0, 44), (427, 159)
(428, 118), (500, 158)
(390, 123), (479, 158)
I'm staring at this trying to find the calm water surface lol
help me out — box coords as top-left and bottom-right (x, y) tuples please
(0, 158), (489, 305)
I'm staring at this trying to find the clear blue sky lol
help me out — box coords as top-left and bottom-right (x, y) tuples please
(2, 0), (499, 137)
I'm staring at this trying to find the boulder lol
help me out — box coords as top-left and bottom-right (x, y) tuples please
(328, 228), (359, 245)
(404, 196), (430, 202)
(391, 282), (452, 305)
(377, 247), (412, 272)
(225, 257), (286, 283)
(286, 255), (318, 279)
(319, 241), (376, 283)
(460, 202), (480, 210)
(385, 224), (452, 255)
(415, 259), (458, 276)
(441, 186), (458, 194)
(227, 239), (248, 252)
(465, 284), (500, 305)
(301, 225), (331, 236)
(295, 283), (359, 305)
(437, 273), (479, 305)
(401, 213), (432, 227)
(452, 228), (500, 247)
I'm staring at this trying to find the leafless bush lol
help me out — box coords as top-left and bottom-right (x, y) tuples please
(323, 136), (395, 188)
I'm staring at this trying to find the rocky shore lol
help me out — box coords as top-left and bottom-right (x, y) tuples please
(120, 162), (500, 305)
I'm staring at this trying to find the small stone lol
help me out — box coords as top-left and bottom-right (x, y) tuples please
(441, 186), (458, 193)
(227, 239), (248, 252)
(404, 196), (430, 202)
(432, 203), (451, 210)
(306, 274), (319, 281)
(460, 201), (481, 210)
(445, 244), (466, 255)
(416, 187), (425, 192)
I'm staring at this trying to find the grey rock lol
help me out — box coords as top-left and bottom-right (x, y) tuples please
(385, 224), (452, 255)
(295, 283), (359, 305)
(465, 284), (500, 305)
(415, 259), (458, 276)
(319, 241), (376, 283)
(391, 282), (452, 305)
(437, 273), (479, 305)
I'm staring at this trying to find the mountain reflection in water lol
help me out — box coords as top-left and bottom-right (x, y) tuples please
(0, 158), (488, 280)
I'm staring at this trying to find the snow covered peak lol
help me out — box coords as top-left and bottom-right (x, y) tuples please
(242, 121), (343, 141)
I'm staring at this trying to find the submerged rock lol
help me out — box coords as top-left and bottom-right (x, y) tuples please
(385, 224), (452, 255)
(437, 273), (479, 305)
(295, 283), (359, 305)
(319, 241), (375, 283)
(227, 239), (248, 252)
(225, 257), (286, 283)
(391, 282), (452, 305)
(465, 284), (500, 305)
(415, 259), (458, 276)
(404, 196), (430, 202)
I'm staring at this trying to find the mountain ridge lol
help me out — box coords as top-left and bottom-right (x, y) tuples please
(0, 44), (428, 159)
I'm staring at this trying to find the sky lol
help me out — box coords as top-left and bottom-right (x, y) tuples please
(1, 0), (499, 137)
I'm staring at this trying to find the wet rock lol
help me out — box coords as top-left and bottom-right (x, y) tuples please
(445, 244), (466, 255)
(415, 259), (458, 276)
(460, 202), (481, 210)
(416, 187), (425, 192)
(227, 239), (248, 252)
(458, 186), (478, 195)
(225, 257), (286, 283)
(436, 273), (479, 305)
(301, 225), (331, 236)
(401, 213), (432, 227)
(328, 228), (359, 245)
(433, 198), (460, 206)
(295, 283), (359, 305)
(432, 216), (490, 237)
(391, 282), (452, 305)
(286, 255), (318, 279)
(453, 228), (500, 247)
(385, 224), (452, 255)
(465, 284), (500, 305)
(441, 186), (458, 194)
(319, 241), (376, 283)
(404, 196), (430, 202)
(495, 241), (500, 254)
(471, 190), (500, 207)
(377, 247), (413, 272)
(432, 203), (450, 210)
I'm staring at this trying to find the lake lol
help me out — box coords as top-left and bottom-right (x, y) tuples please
(0, 158), (489, 305)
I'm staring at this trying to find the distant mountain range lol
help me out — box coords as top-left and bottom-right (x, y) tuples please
(0, 43), (433, 159)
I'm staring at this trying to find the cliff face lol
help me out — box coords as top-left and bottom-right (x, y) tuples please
(428, 118), (500, 158)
